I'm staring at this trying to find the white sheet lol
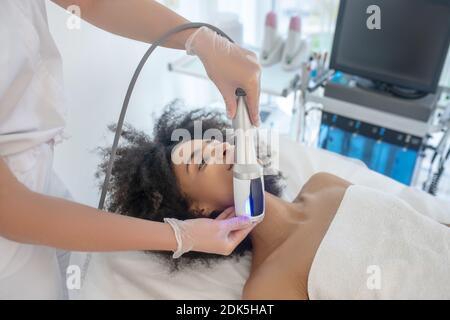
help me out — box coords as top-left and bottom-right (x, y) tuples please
(70, 137), (450, 300)
(308, 185), (450, 299)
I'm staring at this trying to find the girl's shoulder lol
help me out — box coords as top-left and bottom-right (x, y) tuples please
(293, 172), (352, 205)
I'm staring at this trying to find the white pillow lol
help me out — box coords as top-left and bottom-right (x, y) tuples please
(70, 251), (251, 300)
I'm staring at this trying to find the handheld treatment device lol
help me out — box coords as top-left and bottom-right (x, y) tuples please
(232, 88), (265, 222)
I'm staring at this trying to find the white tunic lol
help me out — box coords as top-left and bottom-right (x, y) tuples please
(0, 0), (66, 157)
(0, 0), (67, 299)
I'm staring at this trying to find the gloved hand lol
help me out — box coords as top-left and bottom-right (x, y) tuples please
(164, 207), (256, 258)
(185, 26), (262, 126)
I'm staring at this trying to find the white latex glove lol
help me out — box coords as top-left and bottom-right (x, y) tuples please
(185, 26), (262, 126)
(164, 207), (256, 258)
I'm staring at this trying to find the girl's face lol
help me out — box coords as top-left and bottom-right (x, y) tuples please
(172, 139), (235, 215)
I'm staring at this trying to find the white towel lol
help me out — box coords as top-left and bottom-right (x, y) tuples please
(308, 185), (450, 300)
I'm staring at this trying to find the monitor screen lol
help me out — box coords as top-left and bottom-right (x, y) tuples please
(330, 0), (450, 93)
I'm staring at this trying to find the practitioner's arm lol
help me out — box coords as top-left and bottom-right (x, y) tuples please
(51, 0), (193, 49)
(0, 159), (252, 254)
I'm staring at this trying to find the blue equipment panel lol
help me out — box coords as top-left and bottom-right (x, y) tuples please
(319, 111), (423, 185)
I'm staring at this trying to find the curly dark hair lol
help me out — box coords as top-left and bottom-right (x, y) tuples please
(97, 102), (284, 271)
